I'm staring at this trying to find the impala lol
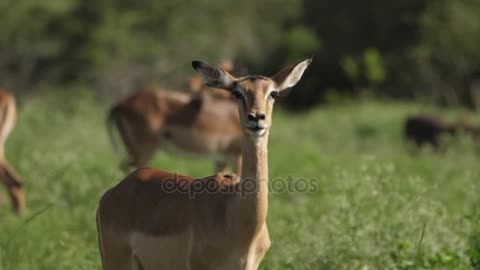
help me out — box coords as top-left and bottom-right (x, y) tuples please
(0, 89), (24, 215)
(405, 114), (480, 148)
(107, 89), (242, 173)
(97, 58), (311, 270)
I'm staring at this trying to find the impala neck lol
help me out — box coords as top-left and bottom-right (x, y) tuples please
(238, 130), (269, 229)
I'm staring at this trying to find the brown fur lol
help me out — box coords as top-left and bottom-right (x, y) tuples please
(405, 114), (480, 148)
(0, 90), (24, 215)
(97, 59), (311, 270)
(108, 90), (242, 173)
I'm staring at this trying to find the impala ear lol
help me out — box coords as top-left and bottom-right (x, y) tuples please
(192, 61), (235, 90)
(271, 59), (312, 91)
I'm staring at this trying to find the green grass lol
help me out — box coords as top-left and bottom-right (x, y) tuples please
(0, 90), (479, 269)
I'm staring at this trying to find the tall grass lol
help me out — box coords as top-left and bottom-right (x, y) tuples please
(0, 90), (478, 269)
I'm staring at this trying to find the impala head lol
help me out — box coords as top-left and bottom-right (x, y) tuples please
(192, 59), (311, 138)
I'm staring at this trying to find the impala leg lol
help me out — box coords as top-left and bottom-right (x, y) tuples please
(133, 139), (159, 169)
(215, 160), (228, 173)
(121, 135), (158, 171)
(101, 243), (134, 270)
(116, 116), (159, 171)
(232, 154), (242, 175)
(120, 159), (136, 173)
(188, 251), (212, 270)
(0, 159), (24, 215)
(98, 231), (135, 270)
(246, 225), (271, 270)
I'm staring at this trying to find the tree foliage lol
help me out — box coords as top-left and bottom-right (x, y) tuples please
(0, 0), (479, 108)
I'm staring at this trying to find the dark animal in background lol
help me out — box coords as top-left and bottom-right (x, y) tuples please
(404, 115), (456, 148)
(404, 114), (480, 148)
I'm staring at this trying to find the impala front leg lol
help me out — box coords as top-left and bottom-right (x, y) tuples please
(245, 224), (270, 270)
(215, 160), (228, 173)
(232, 154), (242, 176)
(0, 160), (24, 215)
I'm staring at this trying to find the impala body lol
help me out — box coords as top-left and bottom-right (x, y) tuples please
(0, 89), (24, 215)
(108, 90), (242, 172)
(97, 59), (311, 270)
(404, 114), (480, 148)
(405, 114), (456, 147)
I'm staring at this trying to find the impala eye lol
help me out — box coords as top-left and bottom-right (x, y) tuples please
(232, 91), (242, 99)
(270, 91), (279, 99)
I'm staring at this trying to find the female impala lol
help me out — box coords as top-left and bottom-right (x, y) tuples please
(97, 59), (311, 270)
(108, 59), (243, 173)
(0, 89), (24, 215)
(108, 89), (242, 173)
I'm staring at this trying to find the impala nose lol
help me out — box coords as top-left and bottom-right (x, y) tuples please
(247, 113), (266, 121)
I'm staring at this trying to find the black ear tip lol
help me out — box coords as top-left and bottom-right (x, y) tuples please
(192, 61), (202, 70)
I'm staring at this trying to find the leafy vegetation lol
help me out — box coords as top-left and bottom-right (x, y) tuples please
(2, 0), (480, 108)
(0, 91), (478, 269)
